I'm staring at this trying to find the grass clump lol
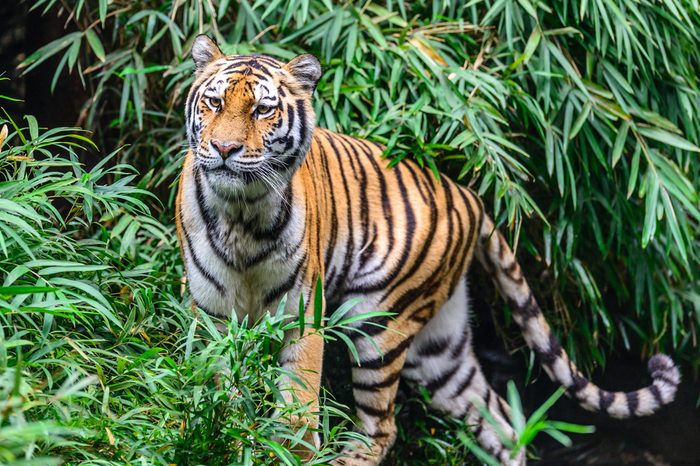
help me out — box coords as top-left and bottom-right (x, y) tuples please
(19, 0), (700, 372)
(0, 106), (590, 465)
(0, 107), (367, 464)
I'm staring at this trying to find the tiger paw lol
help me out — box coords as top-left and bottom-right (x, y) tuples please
(271, 413), (321, 461)
(329, 436), (394, 466)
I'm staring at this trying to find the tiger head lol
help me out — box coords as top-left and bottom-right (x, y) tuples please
(185, 35), (321, 196)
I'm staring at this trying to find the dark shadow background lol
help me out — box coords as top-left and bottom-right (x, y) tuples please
(1, 3), (86, 129)
(3, 4), (698, 465)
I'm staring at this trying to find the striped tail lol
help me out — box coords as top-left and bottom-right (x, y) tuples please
(475, 214), (680, 418)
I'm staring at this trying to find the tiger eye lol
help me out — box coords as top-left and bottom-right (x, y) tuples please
(207, 97), (222, 109)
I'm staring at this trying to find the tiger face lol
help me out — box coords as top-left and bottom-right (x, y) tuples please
(185, 35), (321, 196)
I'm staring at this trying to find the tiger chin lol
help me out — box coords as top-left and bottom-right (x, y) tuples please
(175, 35), (680, 466)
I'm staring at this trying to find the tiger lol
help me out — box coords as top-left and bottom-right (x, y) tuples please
(175, 34), (680, 466)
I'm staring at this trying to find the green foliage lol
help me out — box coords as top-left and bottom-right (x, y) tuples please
(6, 0), (700, 464)
(459, 382), (594, 465)
(0, 107), (593, 466)
(0, 107), (371, 464)
(20, 0), (700, 371)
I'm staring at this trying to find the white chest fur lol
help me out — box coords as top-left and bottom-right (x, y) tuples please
(179, 169), (305, 321)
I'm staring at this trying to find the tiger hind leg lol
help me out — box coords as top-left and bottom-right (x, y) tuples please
(435, 355), (525, 466)
(403, 278), (525, 466)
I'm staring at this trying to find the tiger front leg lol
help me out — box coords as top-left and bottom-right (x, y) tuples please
(275, 328), (325, 459)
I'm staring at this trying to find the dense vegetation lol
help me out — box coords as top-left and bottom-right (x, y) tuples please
(1, 0), (698, 464)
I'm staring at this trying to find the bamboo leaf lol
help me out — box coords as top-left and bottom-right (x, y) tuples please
(637, 127), (700, 152)
(85, 29), (106, 62)
(611, 120), (630, 168)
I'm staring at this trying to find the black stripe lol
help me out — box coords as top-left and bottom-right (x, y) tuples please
(352, 371), (401, 392)
(317, 141), (339, 287)
(378, 163), (419, 294)
(447, 187), (477, 294)
(278, 352), (300, 366)
(358, 338), (413, 369)
(504, 261), (521, 280)
(285, 100), (296, 140)
(180, 220), (225, 294)
(440, 176), (460, 270)
(279, 100), (309, 169)
(365, 165), (442, 311)
(355, 401), (390, 418)
(417, 337), (451, 357)
(445, 193), (476, 307)
(351, 139), (395, 280)
(250, 184), (294, 241)
(599, 390), (614, 411)
(277, 99), (296, 149)
(262, 253), (306, 306)
(653, 375), (678, 387)
(498, 396), (510, 420)
(425, 364), (460, 393)
(568, 372), (589, 395)
(248, 54), (283, 67)
(408, 301), (435, 323)
(338, 135), (371, 265)
(267, 101), (295, 145)
(361, 138), (385, 152)
(324, 132), (355, 284)
(241, 237), (299, 269)
(348, 162), (431, 296)
(451, 366), (476, 397)
(513, 293), (541, 321)
(538, 331), (563, 367)
(450, 322), (471, 358)
(193, 168), (237, 267)
(401, 159), (430, 204)
(218, 68), (271, 81)
(649, 384), (663, 406)
(222, 59), (277, 74)
(626, 391), (639, 415)
(195, 168), (293, 270)
(186, 89), (201, 146)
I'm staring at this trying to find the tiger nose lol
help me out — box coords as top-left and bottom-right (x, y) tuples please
(211, 139), (243, 160)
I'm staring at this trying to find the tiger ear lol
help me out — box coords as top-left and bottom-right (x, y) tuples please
(285, 54), (322, 92)
(191, 35), (223, 73)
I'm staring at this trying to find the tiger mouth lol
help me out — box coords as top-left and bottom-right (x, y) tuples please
(229, 159), (265, 171)
(205, 165), (263, 184)
(198, 151), (265, 171)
